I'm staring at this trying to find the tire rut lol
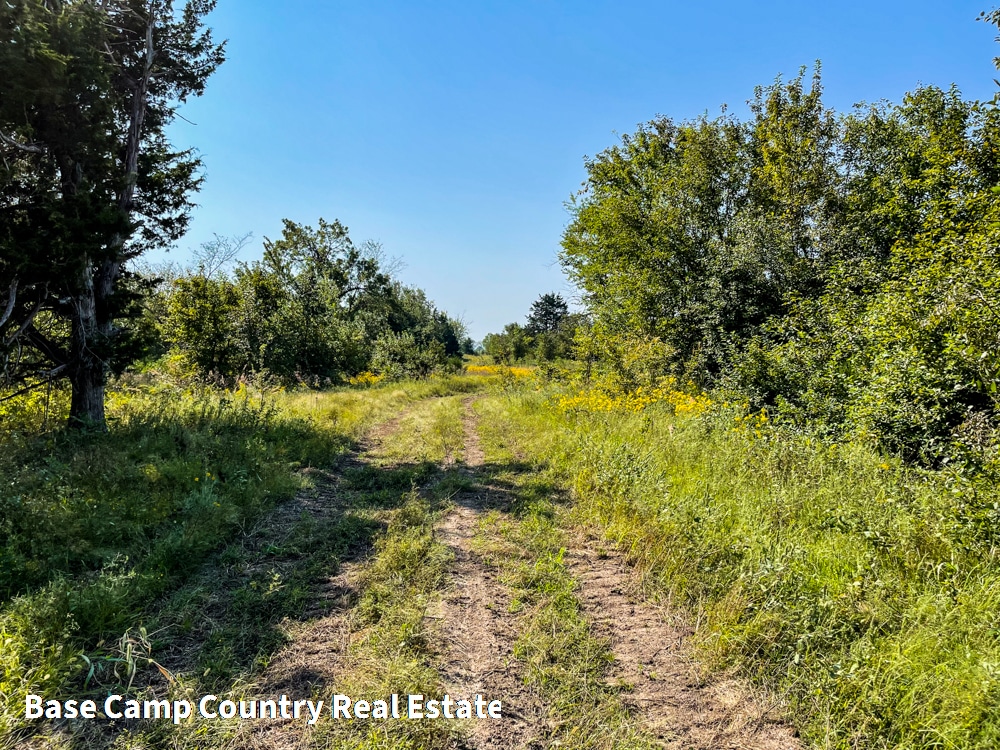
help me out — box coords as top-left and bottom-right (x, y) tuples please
(432, 398), (547, 750)
(568, 541), (801, 749)
(231, 406), (418, 750)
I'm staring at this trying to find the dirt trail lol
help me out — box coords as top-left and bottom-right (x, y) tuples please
(433, 398), (548, 750)
(205, 397), (799, 750)
(568, 543), (801, 749)
(232, 409), (416, 750)
(441, 398), (799, 750)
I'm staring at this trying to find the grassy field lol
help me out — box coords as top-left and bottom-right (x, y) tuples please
(0, 374), (483, 744)
(4, 371), (999, 749)
(489, 385), (1000, 750)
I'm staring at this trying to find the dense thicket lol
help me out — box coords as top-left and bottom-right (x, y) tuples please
(561, 68), (1000, 466)
(154, 218), (471, 384)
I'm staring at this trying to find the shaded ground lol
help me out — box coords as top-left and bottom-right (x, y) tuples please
(231, 407), (420, 750)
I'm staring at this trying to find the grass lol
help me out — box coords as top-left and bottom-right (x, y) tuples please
(122, 479), (460, 750)
(306, 392), (481, 749)
(12, 369), (997, 748)
(485, 384), (1000, 750)
(308, 489), (458, 750)
(373, 394), (467, 466)
(0, 373), (484, 745)
(470, 397), (661, 750)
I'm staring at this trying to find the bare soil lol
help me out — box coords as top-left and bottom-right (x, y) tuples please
(432, 398), (548, 750)
(567, 541), (801, 749)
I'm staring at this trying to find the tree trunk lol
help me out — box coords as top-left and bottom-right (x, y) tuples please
(67, 258), (106, 429)
(65, 10), (152, 430)
(69, 352), (106, 429)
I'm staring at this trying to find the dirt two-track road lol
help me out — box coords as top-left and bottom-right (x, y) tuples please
(242, 395), (799, 750)
(25, 392), (800, 750)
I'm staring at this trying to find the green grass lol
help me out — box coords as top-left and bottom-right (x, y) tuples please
(372, 394), (467, 466)
(303, 393), (474, 749)
(309, 490), (458, 750)
(118, 480), (459, 750)
(0, 374), (483, 744)
(14, 371), (995, 748)
(471, 397), (660, 750)
(484, 386), (1000, 750)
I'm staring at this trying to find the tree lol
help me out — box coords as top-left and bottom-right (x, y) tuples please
(163, 273), (239, 376)
(191, 232), (252, 279)
(525, 292), (569, 334)
(155, 219), (465, 384)
(560, 110), (749, 378)
(483, 323), (529, 364)
(0, 0), (225, 429)
(251, 219), (389, 382)
(560, 67), (841, 382)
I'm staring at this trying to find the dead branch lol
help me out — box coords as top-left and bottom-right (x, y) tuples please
(0, 281), (16, 330)
(0, 130), (46, 155)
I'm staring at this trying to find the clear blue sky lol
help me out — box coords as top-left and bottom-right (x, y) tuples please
(163, 0), (1000, 341)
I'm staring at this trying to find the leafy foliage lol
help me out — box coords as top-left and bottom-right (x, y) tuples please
(562, 68), (840, 383)
(483, 293), (585, 364)
(0, 0), (225, 428)
(156, 220), (467, 384)
(560, 67), (1000, 466)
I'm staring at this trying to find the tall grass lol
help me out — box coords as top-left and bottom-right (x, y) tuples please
(489, 388), (1000, 749)
(0, 374), (481, 741)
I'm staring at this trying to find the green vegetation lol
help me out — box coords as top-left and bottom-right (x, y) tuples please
(464, 42), (1000, 747)
(6, 368), (1000, 749)
(0, 375), (481, 743)
(158, 219), (473, 386)
(0, 0), (225, 429)
(558, 70), (1000, 467)
(472, 397), (659, 749)
(7, 3), (1000, 749)
(482, 293), (586, 365)
(0, 3), (472, 433)
(468, 59), (1000, 748)
(485, 385), (1000, 749)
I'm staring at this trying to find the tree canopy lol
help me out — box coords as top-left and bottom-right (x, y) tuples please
(559, 65), (1000, 465)
(0, 0), (225, 428)
(158, 219), (469, 385)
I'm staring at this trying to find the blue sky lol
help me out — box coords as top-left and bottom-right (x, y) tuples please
(164, 1), (1000, 340)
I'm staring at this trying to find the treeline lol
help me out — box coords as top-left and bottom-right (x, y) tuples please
(555, 67), (1000, 467)
(144, 219), (472, 385)
(0, 1), (471, 431)
(481, 292), (585, 363)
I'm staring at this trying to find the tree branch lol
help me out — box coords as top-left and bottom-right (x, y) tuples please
(0, 281), (17, 330)
(2, 292), (48, 350)
(0, 129), (46, 155)
(0, 365), (67, 403)
(1, 281), (52, 352)
(973, 289), (1000, 324)
(24, 324), (70, 367)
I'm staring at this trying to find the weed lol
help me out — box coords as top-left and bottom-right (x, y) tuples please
(0, 374), (484, 743)
(487, 385), (1000, 749)
(471, 398), (660, 750)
